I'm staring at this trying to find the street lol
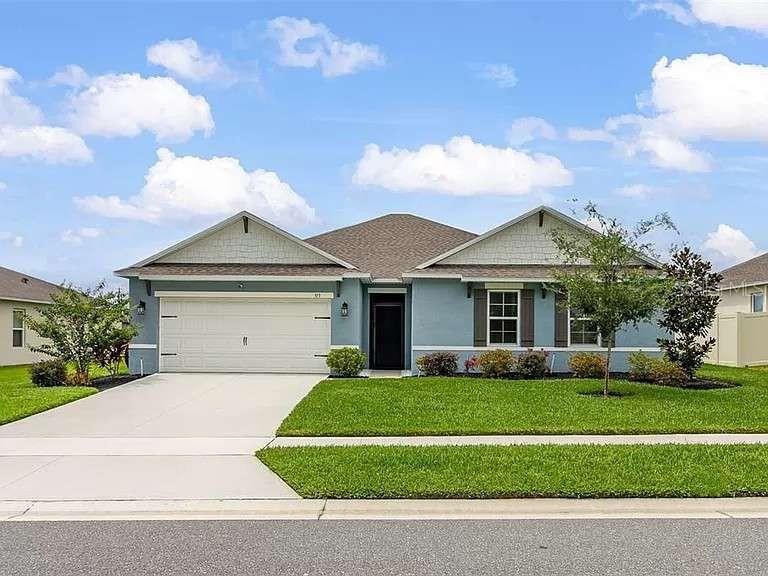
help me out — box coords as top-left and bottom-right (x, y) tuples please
(2, 518), (765, 576)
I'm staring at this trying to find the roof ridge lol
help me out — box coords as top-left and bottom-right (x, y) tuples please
(720, 251), (768, 274)
(305, 213), (476, 241)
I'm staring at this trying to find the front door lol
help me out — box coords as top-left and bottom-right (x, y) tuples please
(370, 294), (404, 370)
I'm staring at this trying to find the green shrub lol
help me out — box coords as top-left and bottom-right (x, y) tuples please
(326, 347), (367, 377)
(569, 352), (606, 378)
(629, 352), (688, 386)
(29, 360), (68, 387)
(476, 349), (516, 378)
(516, 350), (549, 378)
(416, 352), (458, 376)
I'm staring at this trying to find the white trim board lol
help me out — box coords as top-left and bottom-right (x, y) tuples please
(367, 287), (408, 294)
(154, 291), (335, 299)
(412, 345), (661, 352)
(128, 343), (157, 350)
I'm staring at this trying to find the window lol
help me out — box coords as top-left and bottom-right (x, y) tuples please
(12, 309), (24, 348)
(751, 292), (765, 313)
(569, 309), (599, 346)
(488, 291), (519, 345)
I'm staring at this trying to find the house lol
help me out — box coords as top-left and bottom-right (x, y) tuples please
(708, 253), (768, 367)
(0, 266), (60, 366)
(116, 205), (664, 375)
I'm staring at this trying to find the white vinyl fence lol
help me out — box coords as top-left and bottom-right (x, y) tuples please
(708, 312), (768, 367)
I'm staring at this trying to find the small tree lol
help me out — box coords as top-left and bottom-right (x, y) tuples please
(26, 282), (136, 384)
(551, 203), (674, 397)
(657, 247), (722, 380)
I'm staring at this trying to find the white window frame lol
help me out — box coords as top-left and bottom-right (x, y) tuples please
(11, 308), (24, 348)
(487, 289), (520, 346)
(751, 292), (765, 313)
(567, 308), (601, 347)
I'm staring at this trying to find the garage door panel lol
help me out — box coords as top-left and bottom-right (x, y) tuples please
(159, 297), (331, 373)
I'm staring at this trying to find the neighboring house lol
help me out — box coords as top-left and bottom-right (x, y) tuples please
(0, 266), (60, 366)
(709, 253), (768, 367)
(116, 205), (664, 375)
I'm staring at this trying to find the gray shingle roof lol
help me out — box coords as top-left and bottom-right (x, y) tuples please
(0, 266), (61, 303)
(305, 214), (476, 279)
(720, 253), (768, 289)
(405, 264), (580, 279)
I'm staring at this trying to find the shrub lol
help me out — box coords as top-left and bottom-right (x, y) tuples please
(464, 355), (478, 373)
(416, 352), (458, 376)
(326, 347), (367, 377)
(516, 350), (549, 378)
(29, 360), (68, 387)
(569, 352), (606, 378)
(629, 352), (688, 386)
(476, 349), (516, 378)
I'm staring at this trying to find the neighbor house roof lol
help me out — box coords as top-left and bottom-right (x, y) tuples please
(0, 266), (61, 304)
(719, 253), (768, 290)
(305, 214), (476, 280)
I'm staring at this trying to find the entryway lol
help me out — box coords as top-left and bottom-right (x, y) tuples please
(369, 293), (405, 370)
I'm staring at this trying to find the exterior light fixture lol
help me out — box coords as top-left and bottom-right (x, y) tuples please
(137, 300), (146, 316)
(340, 302), (349, 318)
(238, 282), (245, 289)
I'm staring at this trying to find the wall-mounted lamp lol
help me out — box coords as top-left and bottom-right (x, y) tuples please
(137, 300), (146, 316)
(238, 282), (245, 289)
(340, 302), (349, 318)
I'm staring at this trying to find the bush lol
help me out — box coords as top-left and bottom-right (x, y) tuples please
(476, 349), (516, 378)
(29, 360), (68, 387)
(326, 347), (367, 377)
(569, 352), (606, 378)
(464, 355), (478, 373)
(516, 350), (549, 378)
(416, 352), (458, 376)
(629, 352), (688, 386)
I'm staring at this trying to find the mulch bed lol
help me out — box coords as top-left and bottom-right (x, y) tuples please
(90, 374), (142, 392)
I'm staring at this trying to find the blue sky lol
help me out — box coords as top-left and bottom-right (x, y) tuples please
(2, 1), (768, 286)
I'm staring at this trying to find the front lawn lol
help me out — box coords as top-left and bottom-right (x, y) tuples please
(257, 444), (768, 499)
(277, 364), (768, 436)
(0, 364), (105, 426)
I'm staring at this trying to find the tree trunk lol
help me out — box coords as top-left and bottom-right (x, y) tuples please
(604, 345), (612, 397)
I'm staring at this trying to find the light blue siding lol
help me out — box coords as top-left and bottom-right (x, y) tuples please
(411, 279), (474, 347)
(533, 285), (555, 347)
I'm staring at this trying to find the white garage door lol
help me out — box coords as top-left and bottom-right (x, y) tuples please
(159, 295), (331, 373)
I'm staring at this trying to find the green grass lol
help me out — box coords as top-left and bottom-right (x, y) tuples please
(257, 444), (768, 498)
(277, 364), (768, 436)
(0, 362), (127, 426)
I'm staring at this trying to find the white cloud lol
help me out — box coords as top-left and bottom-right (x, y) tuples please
(0, 232), (23, 248)
(0, 182), (6, 191)
(477, 63), (518, 88)
(267, 16), (384, 77)
(147, 38), (237, 84)
(615, 184), (655, 200)
(622, 129), (712, 172)
(636, 2), (697, 25)
(60, 227), (103, 245)
(0, 66), (43, 126)
(0, 125), (93, 163)
(48, 65), (90, 88)
(703, 224), (760, 266)
(506, 117), (557, 146)
(66, 73), (214, 142)
(75, 148), (316, 227)
(567, 127), (615, 142)
(352, 136), (573, 196)
(639, 1), (768, 35)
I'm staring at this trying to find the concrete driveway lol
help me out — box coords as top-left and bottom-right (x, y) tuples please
(0, 373), (321, 501)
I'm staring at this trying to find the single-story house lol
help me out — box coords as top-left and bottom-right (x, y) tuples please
(708, 253), (768, 367)
(0, 266), (60, 366)
(116, 205), (663, 375)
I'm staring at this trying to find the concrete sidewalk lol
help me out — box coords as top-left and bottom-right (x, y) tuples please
(5, 497), (768, 521)
(269, 433), (768, 447)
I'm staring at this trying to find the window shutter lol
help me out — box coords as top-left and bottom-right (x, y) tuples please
(521, 289), (534, 347)
(473, 289), (487, 347)
(554, 291), (568, 348)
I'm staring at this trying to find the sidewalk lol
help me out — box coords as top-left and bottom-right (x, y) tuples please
(268, 433), (768, 447)
(5, 497), (768, 521)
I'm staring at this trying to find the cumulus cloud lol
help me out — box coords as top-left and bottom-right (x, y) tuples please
(640, 1), (768, 35)
(703, 224), (760, 266)
(0, 232), (23, 248)
(0, 67), (92, 163)
(65, 73), (214, 141)
(267, 16), (384, 77)
(353, 136), (573, 196)
(476, 63), (518, 88)
(506, 117), (557, 146)
(60, 227), (103, 245)
(147, 38), (238, 84)
(75, 148), (316, 227)
(48, 64), (90, 88)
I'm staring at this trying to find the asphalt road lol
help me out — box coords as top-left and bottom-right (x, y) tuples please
(2, 519), (766, 575)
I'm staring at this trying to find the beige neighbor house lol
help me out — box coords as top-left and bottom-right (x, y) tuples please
(0, 266), (60, 366)
(709, 253), (768, 367)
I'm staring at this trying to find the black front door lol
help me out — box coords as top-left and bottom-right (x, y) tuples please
(370, 294), (404, 370)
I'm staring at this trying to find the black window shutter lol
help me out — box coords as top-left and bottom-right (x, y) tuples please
(554, 291), (569, 348)
(521, 289), (534, 347)
(473, 289), (487, 347)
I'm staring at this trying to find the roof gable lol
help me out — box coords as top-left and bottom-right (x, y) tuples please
(129, 212), (355, 270)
